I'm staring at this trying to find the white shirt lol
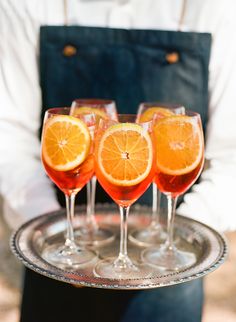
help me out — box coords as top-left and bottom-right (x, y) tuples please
(1, 0), (236, 231)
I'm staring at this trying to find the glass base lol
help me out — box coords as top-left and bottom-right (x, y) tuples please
(75, 226), (115, 247)
(129, 223), (167, 247)
(93, 256), (154, 279)
(141, 245), (196, 272)
(42, 242), (97, 270)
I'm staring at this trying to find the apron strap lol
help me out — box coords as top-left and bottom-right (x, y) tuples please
(63, 0), (188, 30)
(63, 0), (68, 26)
(178, 0), (187, 31)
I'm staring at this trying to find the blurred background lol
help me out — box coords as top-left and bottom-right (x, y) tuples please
(1, 197), (236, 322)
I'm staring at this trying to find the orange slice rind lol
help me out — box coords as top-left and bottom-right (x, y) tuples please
(97, 123), (153, 186)
(42, 115), (91, 171)
(154, 115), (203, 176)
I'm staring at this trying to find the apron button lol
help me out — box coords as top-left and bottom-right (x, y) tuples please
(166, 52), (179, 64)
(63, 45), (77, 57)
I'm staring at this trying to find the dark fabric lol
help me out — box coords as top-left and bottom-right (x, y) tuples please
(121, 278), (204, 322)
(20, 25), (211, 322)
(20, 268), (136, 322)
(20, 268), (204, 322)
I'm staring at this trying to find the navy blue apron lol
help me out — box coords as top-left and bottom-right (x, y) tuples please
(20, 5), (211, 322)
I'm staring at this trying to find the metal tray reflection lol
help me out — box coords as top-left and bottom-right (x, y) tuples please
(10, 204), (227, 290)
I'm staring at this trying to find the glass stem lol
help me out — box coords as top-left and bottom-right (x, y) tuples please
(86, 176), (98, 231)
(86, 180), (91, 218)
(165, 195), (178, 251)
(65, 192), (77, 248)
(90, 176), (97, 219)
(151, 183), (161, 228)
(114, 206), (132, 267)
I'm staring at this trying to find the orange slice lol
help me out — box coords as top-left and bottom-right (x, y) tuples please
(138, 107), (174, 123)
(42, 115), (91, 171)
(97, 123), (153, 186)
(70, 106), (108, 122)
(154, 115), (203, 175)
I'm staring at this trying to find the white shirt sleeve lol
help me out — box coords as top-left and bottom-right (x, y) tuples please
(0, 0), (60, 230)
(177, 2), (236, 233)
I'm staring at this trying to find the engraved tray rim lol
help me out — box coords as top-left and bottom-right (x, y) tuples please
(10, 204), (228, 290)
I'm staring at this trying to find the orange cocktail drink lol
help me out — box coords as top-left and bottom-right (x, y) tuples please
(95, 119), (155, 206)
(95, 147), (155, 208)
(154, 159), (203, 198)
(94, 114), (156, 279)
(41, 107), (96, 269)
(142, 111), (204, 271)
(129, 103), (185, 247)
(69, 99), (118, 246)
(153, 113), (204, 197)
(42, 154), (94, 195)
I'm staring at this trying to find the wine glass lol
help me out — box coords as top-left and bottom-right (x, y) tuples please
(93, 115), (156, 279)
(41, 107), (97, 269)
(70, 99), (118, 246)
(129, 102), (185, 247)
(142, 111), (204, 271)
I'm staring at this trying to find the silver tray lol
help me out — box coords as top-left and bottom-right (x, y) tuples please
(10, 204), (227, 290)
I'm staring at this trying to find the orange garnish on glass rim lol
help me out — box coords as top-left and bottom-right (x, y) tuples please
(153, 115), (203, 175)
(97, 123), (153, 186)
(70, 106), (108, 122)
(138, 107), (174, 123)
(42, 115), (91, 171)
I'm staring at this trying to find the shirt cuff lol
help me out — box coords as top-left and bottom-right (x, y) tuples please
(177, 189), (235, 233)
(2, 186), (61, 230)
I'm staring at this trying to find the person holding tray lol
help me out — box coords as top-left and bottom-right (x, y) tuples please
(0, 0), (236, 321)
